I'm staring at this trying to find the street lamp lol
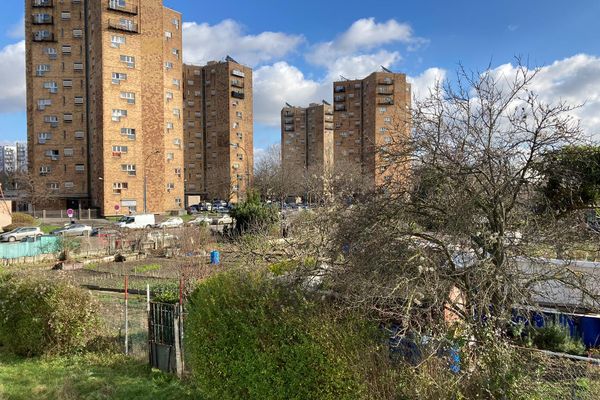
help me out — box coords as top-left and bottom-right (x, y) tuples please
(143, 150), (160, 213)
(230, 143), (250, 201)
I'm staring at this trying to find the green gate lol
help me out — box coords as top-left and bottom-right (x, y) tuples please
(148, 302), (183, 374)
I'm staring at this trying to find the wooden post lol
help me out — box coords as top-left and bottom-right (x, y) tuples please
(173, 305), (183, 378)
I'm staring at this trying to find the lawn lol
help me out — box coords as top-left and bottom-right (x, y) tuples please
(0, 349), (200, 400)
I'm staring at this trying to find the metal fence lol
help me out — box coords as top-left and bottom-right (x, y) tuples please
(0, 236), (60, 259)
(26, 209), (100, 220)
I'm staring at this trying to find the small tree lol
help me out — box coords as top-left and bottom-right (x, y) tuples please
(230, 190), (279, 235)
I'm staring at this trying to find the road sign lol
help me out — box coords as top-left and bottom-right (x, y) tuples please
(115, 204), (121, 211)
(67, 208), (74, 218)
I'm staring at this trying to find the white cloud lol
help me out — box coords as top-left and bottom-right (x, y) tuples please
(307, 18), (421, 67)
(6, 17), (24, 40)
(0, 40), (25, 113)
(254, 62), (329, 126)
(182, 20), (304, 67)
(326, 50), (402, 81)
(490, 54), (600, 138)
(408, 67), (447, 100)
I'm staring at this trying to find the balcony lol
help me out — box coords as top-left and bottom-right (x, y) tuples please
(107, 1), (138, 15)
(108, 19), (139, 33)
(231, 79), (244, 88)
(377, 97), (394, 105)
(231, 90), (245, 100)
(334, 104), (346, 112)
(32, 32), (55, 42)
(32, 15), (53, 24)
(334, 86), (346, 93)
(377, 87), (394, 95)
(334, 95), (346, 102)
(378, 78), (394, 85)
(32, 0), (52, 7)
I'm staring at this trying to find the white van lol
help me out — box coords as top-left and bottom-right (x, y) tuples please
(116, 214), (156, 230)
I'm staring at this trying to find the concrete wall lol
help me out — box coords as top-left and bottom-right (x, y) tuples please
(0, 201), (12, 229)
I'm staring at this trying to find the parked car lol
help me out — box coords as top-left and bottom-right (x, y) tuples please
(199, 202), (213, 212)
(116, 214), (156, 229)
(0, 227), (42, 242)
(214, 214), (234, 225)
(187, 205), (200, 214)
(189, 215), (213, 226)
(156, 217), (184, 229)
(52, 224), (93, 237)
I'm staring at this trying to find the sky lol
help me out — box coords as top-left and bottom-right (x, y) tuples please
(1, 0), (600, 152)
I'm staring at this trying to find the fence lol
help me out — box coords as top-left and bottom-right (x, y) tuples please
(0, 236), (60, 259)
(26, 209), (100, 220)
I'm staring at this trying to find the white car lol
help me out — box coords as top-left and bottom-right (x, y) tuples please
(157, 217), (184, 229)
(116, 214), (156, 230)
(188, 215), (213, 226)
(214, 215), (234, 225)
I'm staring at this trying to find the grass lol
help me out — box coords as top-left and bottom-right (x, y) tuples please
(0, 349), (200, 400)
(40, 224), (61, 234)
(133, 264), (161, 274)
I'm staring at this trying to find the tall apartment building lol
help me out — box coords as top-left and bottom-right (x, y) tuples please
(0, 146), (17, 174)
(16, 142), (28, 172)
(281, 102), (334, 177)
(183, 59), (253, 204)
(26, 0), (184, 215)
(333, 70), (411, 188)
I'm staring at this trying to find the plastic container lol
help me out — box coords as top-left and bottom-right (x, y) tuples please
(210, 250), (220, 265)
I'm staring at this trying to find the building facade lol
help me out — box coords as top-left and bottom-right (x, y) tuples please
(26, 0), (184, 215)
(183, 59), (253, 204)
(333, 71), (411, 188)
(0, 146), (17, 174)
(281, 102), (334, 177)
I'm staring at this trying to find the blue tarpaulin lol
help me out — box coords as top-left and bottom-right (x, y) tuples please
(0, 236), (60, 259)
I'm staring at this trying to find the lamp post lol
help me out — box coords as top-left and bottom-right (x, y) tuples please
(143, 150), (160, 213)
(230, 143), (250, 201)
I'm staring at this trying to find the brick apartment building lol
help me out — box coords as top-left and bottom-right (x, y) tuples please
(183, 58), (254, 204)
(333, 70), (411, 188)
(281, 102), (334, 179)
(26, 0), (184, 216)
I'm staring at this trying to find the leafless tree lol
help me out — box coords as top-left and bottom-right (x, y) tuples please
(14, 171), (53, 215)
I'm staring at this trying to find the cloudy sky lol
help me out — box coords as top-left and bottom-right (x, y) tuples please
(1, 0), (600, 150)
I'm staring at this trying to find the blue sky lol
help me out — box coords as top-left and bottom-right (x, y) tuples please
(2, 0), (600, 150)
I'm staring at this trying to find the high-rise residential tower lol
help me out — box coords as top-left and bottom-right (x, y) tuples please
(183, 58), (253, 204)
(333, 70), (411, 188)
(26, 0), (184, 215)
(281, 102), (334, 177)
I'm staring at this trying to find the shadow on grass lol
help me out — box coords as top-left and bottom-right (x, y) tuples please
(0, 347), (199, 400)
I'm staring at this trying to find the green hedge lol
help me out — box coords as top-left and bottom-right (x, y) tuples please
(0, 276), (99, 356)
(186, 271), (392, 400)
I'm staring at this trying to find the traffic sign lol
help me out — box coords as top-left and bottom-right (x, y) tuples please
(67, 208), (74, 218)
(115, 204), (121, 211)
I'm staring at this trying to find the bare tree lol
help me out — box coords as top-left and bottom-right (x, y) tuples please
(14, 171), (54, 215)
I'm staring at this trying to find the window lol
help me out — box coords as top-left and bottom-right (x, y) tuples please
(37, 99), (51, 110)
(232, 69), (245, 78)
(383, 136), (392, 144)
(174, 168), (182, 177)
(236, 111), (243, 118)
(120, 55), (135, 68)
(164, 61), (173, 70)
(45, 47), (57, 59)
(63, 79), (73, 88)
(166, 183), (175, 190)
(194, 90), (201, 97)
(118, 18), (136, 31)
(110, 0), (126, 8)
(384, 117), (391, 123)
(172, 48), (180, 59)
(165, 91), (174, 101)
(166, 153), (174, 161)
(112, 145), (128, 155)
(166, 122), (174, 130)
(121, 164), (136, 176)
(379, 107), (387, 113)
(175, 198), (182, 207)
(74, 131), (85, 139)
(74, 96), (84, 105)
(61, 11), (71, 20)
(121, 128), (136, 140)
(38, 132), (51, 143)
(171, 18), (179, 29)
(120, 91), (135, 104)
(112, 182), (128, 194)
(61, 45), (71, 54)
(164, 31), (172, 39)
(75, 164), (85, 172)
(64, 182), (74, 189)
(111, 109), (127, 122)
(173, 138), (181, 146)
(48, 182), (59, 190)
(40, 166), (51, 175)
(64, 148), (74, 157)
(73, 62), (84, 71)
(63, 113), (73, 122)
(72, 29), (83, 38)
(379, 127), (388, 133)
(111, 35), (126, 48)
(237, 132), (243, 140)
(172, 108), (180, 118)
(237, 154), (243, 161)
(233, 122), (239, 129)
(36, 64), (50, 76)
(172, 79), (180, 89)
(112, 72), (127, 84)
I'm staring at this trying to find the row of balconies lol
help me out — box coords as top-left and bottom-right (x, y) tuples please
(108, 19), (139, 33)
(108, 0), (138, 15)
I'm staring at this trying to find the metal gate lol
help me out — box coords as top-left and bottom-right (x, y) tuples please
(148, 302), (183, 375)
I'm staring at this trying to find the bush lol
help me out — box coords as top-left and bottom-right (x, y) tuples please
(152, 282), (179, 304)
(186, 271), (394, 400)
(11, 212), (36, 226)
(230, 191), (279, 234)
(0, 276), (99, 356)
